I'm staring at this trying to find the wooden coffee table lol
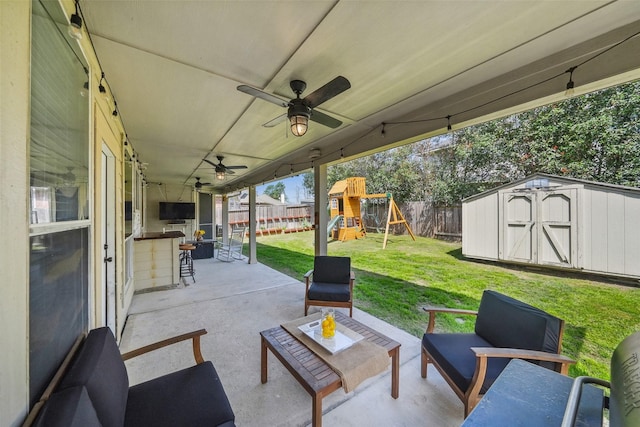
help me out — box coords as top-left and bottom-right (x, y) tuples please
(260, 312), (400, 427)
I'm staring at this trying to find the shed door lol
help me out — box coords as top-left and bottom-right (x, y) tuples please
(538, 189), (576, 267)
(502, 193), (536, 263)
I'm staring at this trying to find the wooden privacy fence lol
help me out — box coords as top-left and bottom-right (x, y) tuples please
(227, 205), (313, 235)
(361, 202), (461, 241)
(223, 202), (461, 241)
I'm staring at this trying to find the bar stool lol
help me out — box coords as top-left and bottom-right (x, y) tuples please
(179, 243), (196, 283)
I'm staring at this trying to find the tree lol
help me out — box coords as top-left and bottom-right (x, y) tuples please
(263, 182), (287, 202)
(302, 172), (314, 197)
(425, 81), (640, 204)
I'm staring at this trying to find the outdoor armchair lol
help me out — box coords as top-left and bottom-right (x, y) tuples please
(25, 327), (235, 427)
(421, 290), (575, 417)
(304, 256), (355, 317)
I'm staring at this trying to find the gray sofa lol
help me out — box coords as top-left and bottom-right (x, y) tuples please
(30, 327), (235, 427)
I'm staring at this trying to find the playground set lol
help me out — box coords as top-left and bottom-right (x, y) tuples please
(328, 177), (415, 248)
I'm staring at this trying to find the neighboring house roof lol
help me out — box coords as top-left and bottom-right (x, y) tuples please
(240, 193), (285, 205)
(463, 173), (640, 203)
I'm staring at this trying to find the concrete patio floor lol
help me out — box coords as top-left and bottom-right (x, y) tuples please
(119, 256), (464, 426)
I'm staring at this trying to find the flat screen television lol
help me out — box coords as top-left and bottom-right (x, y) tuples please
(159, 202), (196, 220)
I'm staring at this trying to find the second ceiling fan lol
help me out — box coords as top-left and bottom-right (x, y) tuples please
(237, 76), (351, 136)
(203, 155), (247, 180)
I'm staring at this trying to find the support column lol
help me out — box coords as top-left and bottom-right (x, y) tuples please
(211, 193), (217, 240)
(313, 163), (328, 256)
(221, 194), (229, 244)
(248, 185), (257, 264)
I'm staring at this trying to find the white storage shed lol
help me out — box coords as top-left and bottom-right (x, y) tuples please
(462, 173), (640, 280)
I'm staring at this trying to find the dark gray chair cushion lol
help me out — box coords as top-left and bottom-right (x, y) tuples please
(475, 290), (562, 354)
(312, 256), (350, 284)
(34, 386), (101, 427)
(422, 333), (510, 393)
(59, 327), (129, 427)
(124, 361), (235, 427)
(308, 282), (351, 302)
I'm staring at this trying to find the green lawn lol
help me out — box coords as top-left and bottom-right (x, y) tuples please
(251, 231), (640, 380)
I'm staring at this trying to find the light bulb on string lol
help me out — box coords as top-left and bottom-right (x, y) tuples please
(98, 72), (110, 103)
(68, 0), (83, 40)
(565, 66), (577, 97)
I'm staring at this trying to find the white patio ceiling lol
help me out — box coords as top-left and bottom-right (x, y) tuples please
(80, 0), (640, 192)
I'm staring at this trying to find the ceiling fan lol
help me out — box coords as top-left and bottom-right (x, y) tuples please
(237, 76), (351, 136)
(193, 177), (211, 189)
(203, 155), (247, 180)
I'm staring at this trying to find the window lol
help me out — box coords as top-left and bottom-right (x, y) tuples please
(30, 0), (89, 225)
(29, 0), (90, 406)
(29, 229), (88, 405)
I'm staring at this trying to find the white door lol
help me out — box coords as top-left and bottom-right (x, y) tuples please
(102, 144), (116, 334)
(538, 189), (576, 267)
(502, 192), (536, 263)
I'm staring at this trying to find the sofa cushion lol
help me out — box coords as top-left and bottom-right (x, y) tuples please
(34, 386), (101, 427)
(124, 361), (235, 427)
(312, 256), (351, 284)
(59, 327), (128, 427)
(308, 282), (351, 302)
(422, 333), (510, 393)
(475, 290), (562, 354)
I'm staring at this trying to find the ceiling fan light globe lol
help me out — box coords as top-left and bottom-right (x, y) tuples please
(216, 170), (225, 180)
(290, 114), (309, 137)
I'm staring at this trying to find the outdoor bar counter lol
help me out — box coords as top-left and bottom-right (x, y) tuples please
(133, 231), (185, 291)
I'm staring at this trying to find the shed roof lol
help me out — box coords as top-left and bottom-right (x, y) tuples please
(463, 173), (640, 203)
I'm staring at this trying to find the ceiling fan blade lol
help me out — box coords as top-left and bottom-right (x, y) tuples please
(303, 76), (351, 109)
(237, 85), (290, 108)
(224, 169), (236, 175)
(202, 158), (217, 167)
(224, 165), (247, 170)
(262, 113), (287, 128)
(310, 110), (343, 129)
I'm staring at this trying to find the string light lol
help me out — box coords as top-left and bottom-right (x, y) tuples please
(565, 66), (577, 97)
(68, 0), (83, 40)
(226, 28), (640, 188)
(80, 81), (89, 97)
(98, 72), (109, 102)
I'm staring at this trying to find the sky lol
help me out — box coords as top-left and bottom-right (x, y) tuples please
(256, 174), (308, 204)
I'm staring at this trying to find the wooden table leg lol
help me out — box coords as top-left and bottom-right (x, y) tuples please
(312, 393), (322, 427)
(390, 347), (399, 399)
(261, 336), (268, 384)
